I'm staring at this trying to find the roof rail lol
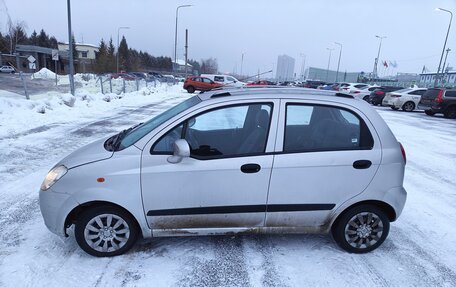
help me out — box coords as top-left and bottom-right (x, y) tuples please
(210, 92), (232, 98)
(335, 93), (354, 99)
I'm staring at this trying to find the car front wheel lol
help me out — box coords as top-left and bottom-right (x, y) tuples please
(75, 206), (139, 257)
(332, 205), (390, 253)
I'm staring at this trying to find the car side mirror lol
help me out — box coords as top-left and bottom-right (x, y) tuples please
(167, 139), (190, 164)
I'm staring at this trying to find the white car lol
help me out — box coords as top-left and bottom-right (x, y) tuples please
(382, 88), (427, 112)
(350, 85), (379, 100)
(338, 83), (370, 94)
(39, 87), (407, 257)
(201, 74), (245, 87)
(0, 65), (15, 73)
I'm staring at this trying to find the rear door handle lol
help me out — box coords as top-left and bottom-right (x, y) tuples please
(353, 160), (372, 169)
(241, 163), (261, 173)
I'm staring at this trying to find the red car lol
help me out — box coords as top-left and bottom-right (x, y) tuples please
(184, 76), (222, 93)
(111, 73), (136, 81)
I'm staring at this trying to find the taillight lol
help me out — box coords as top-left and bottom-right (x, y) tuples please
(434, 89), (444, 103)
(399, 142), (406, 164)
(375, 90), (384, 95)
(353, 91), (360, 94)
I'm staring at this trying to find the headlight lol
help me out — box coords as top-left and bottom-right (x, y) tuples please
(40, 165), (68, 191)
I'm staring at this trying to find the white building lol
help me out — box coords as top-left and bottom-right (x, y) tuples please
(57, 43), (99, 60)
(276, 54), (295, 81)
(419, 72), (456, 86)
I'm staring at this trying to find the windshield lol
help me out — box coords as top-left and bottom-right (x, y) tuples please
(118, 96), (201, 150)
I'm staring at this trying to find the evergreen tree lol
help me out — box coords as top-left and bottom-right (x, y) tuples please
(95, 38), (108, 73)
(107, 37), (116, 72)
(29, 30), (38, 46)
(118, 36), (129, 71)
(37, 29), (49, 47)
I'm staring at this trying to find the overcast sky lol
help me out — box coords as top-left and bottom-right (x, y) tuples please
(1, 0), (455, 76)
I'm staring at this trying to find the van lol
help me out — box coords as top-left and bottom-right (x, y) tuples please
(200, 74), (245, 87)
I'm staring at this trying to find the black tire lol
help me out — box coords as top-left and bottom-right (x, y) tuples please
(443, 106), (456, 119)
(424, 109), (435, 116)
(391, 106), (399, 110)
(75, 206), (139, 257)
(402, 101), (415, 112)
(332, 205), (390, 253)
(186, 86), (195, 93)
(363, 96), (369, 102)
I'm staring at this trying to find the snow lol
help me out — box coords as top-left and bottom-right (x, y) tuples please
(0, 85), (455, 286)
(32, 68), (56, 79)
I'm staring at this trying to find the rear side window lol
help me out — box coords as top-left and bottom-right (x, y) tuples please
(284, 104), (373, 152)
(445, 91), (456, 97)
(423, 89), (440, 98)
(214, 76), (224, 82)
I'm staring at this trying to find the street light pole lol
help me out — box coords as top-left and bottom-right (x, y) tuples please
(334, 42), (342, 83)
(174, 5), (192, 71)
(240, 53), (245, 77)
(434, 8), (453, 87)
(300, 53), (306, 81)
(325, 48), (334, 82)
(67, 0), (75, 95)
(117, 26), (130, 73)
(372, 35), (386, 79)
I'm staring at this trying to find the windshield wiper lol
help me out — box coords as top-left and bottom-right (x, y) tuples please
(111, 122), (143, 151)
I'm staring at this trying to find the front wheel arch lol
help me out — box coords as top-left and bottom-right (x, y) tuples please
(65, 201), (141, 238)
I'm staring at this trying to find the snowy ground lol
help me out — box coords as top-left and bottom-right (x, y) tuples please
(0, 87), (455, 286)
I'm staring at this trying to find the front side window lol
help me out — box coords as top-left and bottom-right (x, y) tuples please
(202, 78), (212, 83)
(152, 103), (273, 159)
(284, 104), (373, 152)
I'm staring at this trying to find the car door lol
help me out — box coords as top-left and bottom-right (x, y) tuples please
(141, 99), (279, 231)
(265, 100), (381, 227)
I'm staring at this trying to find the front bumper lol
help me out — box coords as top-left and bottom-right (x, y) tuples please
(39, 189), (78, 237)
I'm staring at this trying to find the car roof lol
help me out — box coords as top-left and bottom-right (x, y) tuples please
(197, 87), (361, 105)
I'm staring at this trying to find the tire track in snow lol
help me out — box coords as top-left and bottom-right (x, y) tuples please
(177, 236), (251, 287)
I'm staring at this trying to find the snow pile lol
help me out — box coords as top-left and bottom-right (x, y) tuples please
(0, 83), (188, 138)
(32, 68), (56, 79)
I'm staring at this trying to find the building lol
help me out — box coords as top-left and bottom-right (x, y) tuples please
(276, 55), (295, 81)
(58, 42), (99, 73)
(305, 67), (360, 83)
(419, 72), (456, 87)
(172, 59), (193, 74)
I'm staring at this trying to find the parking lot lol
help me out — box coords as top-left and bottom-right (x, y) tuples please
(0, 91), (454, 286)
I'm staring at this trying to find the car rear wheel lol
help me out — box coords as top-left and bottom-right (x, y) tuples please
(443, 106), (456, 119)
(75, 206), (139, 257)
(402, 101), (415, 112)
(424, 110), (435, 116)
(186, 86), (195, 93)
(332, 205), (390, 253)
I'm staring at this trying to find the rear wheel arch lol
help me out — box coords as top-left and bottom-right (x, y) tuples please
(331, 200), (397, 231)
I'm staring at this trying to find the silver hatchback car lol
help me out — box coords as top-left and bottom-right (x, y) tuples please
(39, 88), (407, 257)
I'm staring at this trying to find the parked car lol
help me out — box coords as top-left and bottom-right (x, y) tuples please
(111, 73), (136, 81)
(39, 87), (406, 257)
(418, 87), (456, 118)
(338, 83), (370, 94)
(303, 80), (326, 89)
(0, 65), (15, 73)
(350, 85), (379, 100)
(201, 74), (245, 87)
(368, 86), (404, 106)
(382, 88), (427, 112)
(246, 80), (276, 86)
(130, 72), (147, 79)
(317, 83), (335, 90)
(183, 76), (222, 93)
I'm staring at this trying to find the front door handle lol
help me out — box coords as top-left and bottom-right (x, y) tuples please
(241, 163), (261, 173)
(353, 160), (372, 169)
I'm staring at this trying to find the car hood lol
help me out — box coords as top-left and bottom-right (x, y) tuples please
(58, 137), (113, 169)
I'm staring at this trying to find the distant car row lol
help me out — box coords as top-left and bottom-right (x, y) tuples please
(0, 65), (16, 73)
(109, 71), (186, 82)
